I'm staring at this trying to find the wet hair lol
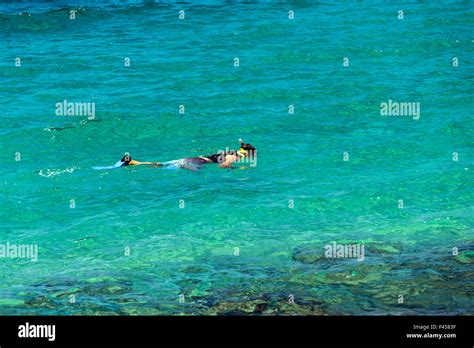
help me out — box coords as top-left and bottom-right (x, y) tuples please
(240, 142), (256, 156)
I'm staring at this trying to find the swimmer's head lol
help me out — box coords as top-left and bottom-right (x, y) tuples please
(238, 140), (256, 157)
(121, 152), (132, 164)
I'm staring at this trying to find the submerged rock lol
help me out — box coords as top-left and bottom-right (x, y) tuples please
(204, 297), (326, 316)
(182, 266), (208, 274)
(289, 263), (387, 286)
(271, 301), (325, 315)
(51, 287), (81, 299)
(205, 299), (267, 315)
(366, 242), (401, 255)
(316, 270), (369, 285)
(119, 307), (165, 316)
(73, 309), (121, 316)
(455, 251), (474, 264)
(292, 241), (402, 265)
(292, 244), (325, 264)
(24, 295), (58, 309)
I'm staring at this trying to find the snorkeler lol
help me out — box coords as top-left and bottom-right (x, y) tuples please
(93, 141), (256, 171)
(153, 140), (256, 170)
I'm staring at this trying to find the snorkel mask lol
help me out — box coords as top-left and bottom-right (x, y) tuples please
(237, 147), (247, 157)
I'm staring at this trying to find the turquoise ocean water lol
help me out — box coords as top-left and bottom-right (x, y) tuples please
(0, 0), (473, 315)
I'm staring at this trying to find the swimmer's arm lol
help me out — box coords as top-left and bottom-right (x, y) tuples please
(198, 156), (212, 163)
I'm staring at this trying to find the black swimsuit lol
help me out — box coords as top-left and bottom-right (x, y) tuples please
(187, 152), (232, 164)
(205, 153), (224, 163)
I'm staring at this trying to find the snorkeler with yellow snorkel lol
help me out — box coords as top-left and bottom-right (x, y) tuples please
(93, 140), (257, 171)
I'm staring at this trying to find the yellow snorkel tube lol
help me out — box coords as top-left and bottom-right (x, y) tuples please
(237, 148), (247, 157)
(237, 138), (247, 157)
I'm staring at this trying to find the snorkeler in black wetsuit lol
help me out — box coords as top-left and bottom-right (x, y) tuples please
(110, 141), (256, 171)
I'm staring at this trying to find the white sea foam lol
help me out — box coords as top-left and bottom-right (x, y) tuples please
(38, 167), (78, 177)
